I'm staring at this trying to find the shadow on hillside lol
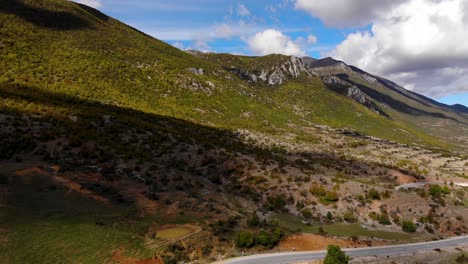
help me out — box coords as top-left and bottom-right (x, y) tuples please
(0, 83), (364, 164)
(0, 83), (257, 155)
(0, 0), (92, 30)
(0, 83), (430, 213)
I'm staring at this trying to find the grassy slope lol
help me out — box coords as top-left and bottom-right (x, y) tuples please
(0, 0), (456, 151)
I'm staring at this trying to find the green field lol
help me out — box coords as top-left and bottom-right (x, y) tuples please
(273, 213), (428, 242)
(0, 170), (156, 263)
(156, 227), (195, 240)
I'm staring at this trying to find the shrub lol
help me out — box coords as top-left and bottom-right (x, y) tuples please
(429, 185), (450, 198)
(302, 209), (312, 219)
(324, 244), (349, 264)
(236, 231), (255, 248)
(325, 191), (339, 202)
(368, 211), (378, 220)
(381, 190), (392, 199)
(266, 195), (287, 211)
(342, 210), (357, 223)
(247, 213), (260, 227)
(367, 188), (381, 200)
(255, 230), (270, 247)
(402, 220), (417, 232)
(310, 183), (327, 196)
(318, 226), (327, 235)
(378, 213), (391, 225)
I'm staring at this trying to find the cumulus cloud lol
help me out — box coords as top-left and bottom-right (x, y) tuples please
(248, 29), (306, 56)
(295, 0), (405, 27)
(324, 0), (468, 98)
(72, 0), (102, 8)
(237, 4), (251, 17)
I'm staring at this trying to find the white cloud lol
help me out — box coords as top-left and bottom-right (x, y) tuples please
(307, 34), (318, 44)
(294, 0), (405, 27)
(237, 4), (251, 17)
(248, 29), (306, 56)
(72, 0), (102, 8)
(325, 0), (468, 98)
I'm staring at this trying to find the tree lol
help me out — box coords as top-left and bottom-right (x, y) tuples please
(324, 244), (349, 264)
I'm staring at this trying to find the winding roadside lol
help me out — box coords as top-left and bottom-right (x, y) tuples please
(214, 235), (468, 264)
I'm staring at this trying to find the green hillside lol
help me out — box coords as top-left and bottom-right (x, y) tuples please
(1, 1), (467, 263)
(1, 0), (466, 150)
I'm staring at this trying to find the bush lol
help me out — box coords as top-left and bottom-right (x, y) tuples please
(368, 211), (378, 221)
(381, 190), (392, 199)
(247, 213), (260, 227)
(402, 220), (417, 232)
(310, 183), (327, 196)
(367, 188), (381, 200)
(302, 209), (312, 219)
(429, 185), (450, 198)
(324, 244), (349, 264)
(236, 228), (284, 249)
(325, 191), (339, 202)
(378, 213), (391, 225)
(266, 195), (287, 211)
(236, 231), (255, 248)
(342, 210), (357, 223)
(255, 230), (270, 247)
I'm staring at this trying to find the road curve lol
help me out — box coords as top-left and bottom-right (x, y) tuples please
(214, 235), (468, 264)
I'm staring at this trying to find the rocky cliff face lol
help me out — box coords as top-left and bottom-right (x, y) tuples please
(322, 75), (387, 116)
(227, 56), (317, 85)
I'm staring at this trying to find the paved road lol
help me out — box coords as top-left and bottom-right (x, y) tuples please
(215, 235), (468, 264)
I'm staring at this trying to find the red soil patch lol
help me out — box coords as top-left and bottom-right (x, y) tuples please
(15, 166), (111, 205)
(389, 169), (417, 184)
(277, 234), (367, 252)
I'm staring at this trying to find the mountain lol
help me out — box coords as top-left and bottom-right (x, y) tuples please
(0, 1), (467, 263)
(449, 104), (468, 114)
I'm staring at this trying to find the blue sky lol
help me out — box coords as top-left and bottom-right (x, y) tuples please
(78, 0), (468, 106)
(99, 0), (355, 58)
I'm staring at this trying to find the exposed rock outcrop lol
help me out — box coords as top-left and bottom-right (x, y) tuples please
(188, 68), (204, 75)
(322, 75), (388, 117)
(227, 56), (316, 85)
